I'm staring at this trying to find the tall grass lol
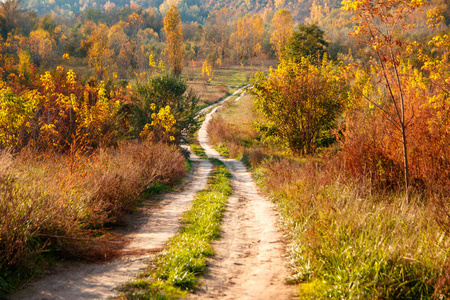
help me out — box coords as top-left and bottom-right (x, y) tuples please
(0, 141), (186, 295)
(261, 157), (449, 299)
(207, 99), (260, 159)
(207, 94), (450, 299)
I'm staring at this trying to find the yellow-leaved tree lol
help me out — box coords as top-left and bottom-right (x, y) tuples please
(250, 57), (348, 155)
(270, 9), (294, 60)
(230, 14), (265, 62)
(0, 82), (38, 149)
(164, 5), (184, 76)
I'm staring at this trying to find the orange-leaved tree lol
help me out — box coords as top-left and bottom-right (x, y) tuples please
(343, 0), (428, 201)
(164, 5), (184, 76)
(203, 8), (231, 60)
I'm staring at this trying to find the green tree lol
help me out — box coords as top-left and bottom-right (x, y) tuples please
(132, 74), (198, 140)
(283, 23), (328, 62)
(164, 5), (184, 76)
(250, 57), (347, 155)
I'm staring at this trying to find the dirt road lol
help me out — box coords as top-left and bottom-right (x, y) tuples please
(10, 87), (294, 300)
(192, 91), (295, 299)
(10, 154), (212, 300)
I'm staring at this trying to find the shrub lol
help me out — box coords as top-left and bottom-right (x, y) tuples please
(249, 57), (348, 155)
(131, 74), (199, 141)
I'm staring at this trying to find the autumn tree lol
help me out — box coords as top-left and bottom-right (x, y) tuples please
(283, 23), (328, 62)
(132, 74), (198, 141)
(108, 23), (128, 56)
(0, 0), (20, 33)
(203, 8), (231, 60)
(17, 50), (35, 80)
(164, 5), (184, 76)
(250, 57), (348, 155)
(85, 24), (114, 79)
(28, 29), (56, 66)
(270, 9), (294, 60)
(343, 0), (428, 200)
(230, 14), (265, 62)
(0, 83), (38, 149)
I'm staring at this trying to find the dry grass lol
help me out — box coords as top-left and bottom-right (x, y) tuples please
(207, 95), (261, 159)
(207, 91), (450, 298)
(0, 140), (186, 295)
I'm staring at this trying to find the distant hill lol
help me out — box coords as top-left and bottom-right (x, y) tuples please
(20, 0), (343, 24)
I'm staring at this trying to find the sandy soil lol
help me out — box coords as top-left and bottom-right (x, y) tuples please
(192, 90), (296, 300)
(10, 154), (212, 300)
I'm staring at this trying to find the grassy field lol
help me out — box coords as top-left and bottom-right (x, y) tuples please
(208, 93), (450, 299)
(185, 61), (276, 108)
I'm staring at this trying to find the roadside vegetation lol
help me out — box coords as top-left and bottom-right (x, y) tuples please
(0, 10), (200, 292)
(209, 89), (450, 299)
(116, 159), (232, 299)
(0, 140), (186, 294)
(0, 65), (195, 295)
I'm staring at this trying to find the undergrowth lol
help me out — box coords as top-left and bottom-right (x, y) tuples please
(0, 141), (186, 295)
(116, 159), (232, 299)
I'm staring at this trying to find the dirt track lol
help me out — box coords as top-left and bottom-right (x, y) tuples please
(10, 87), (294, 300)
(191, 91), (295, 299)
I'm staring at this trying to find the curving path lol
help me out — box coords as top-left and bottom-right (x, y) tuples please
(191, 88), (295, 300)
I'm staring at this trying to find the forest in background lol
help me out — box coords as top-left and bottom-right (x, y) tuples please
(2, 0), (450, 81)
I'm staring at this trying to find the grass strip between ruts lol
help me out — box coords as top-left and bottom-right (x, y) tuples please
(116, 158), (232, 299)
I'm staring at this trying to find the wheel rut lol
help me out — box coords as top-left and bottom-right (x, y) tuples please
(191, 89), (295, 300)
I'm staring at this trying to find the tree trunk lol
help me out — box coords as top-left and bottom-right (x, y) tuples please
(401, 125), (410, 202)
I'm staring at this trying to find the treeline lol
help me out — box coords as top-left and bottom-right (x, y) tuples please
(0, 1), (275, 80)
(20, 0), (341, 24)
(0, 0), (370, 83)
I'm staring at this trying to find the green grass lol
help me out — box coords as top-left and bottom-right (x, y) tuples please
(214, 143), (230, 158)
(116, 159), (232, 299)
(189, 144), (207, 159)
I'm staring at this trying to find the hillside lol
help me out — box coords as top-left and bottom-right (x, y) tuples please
(20, 0), (343, 23)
